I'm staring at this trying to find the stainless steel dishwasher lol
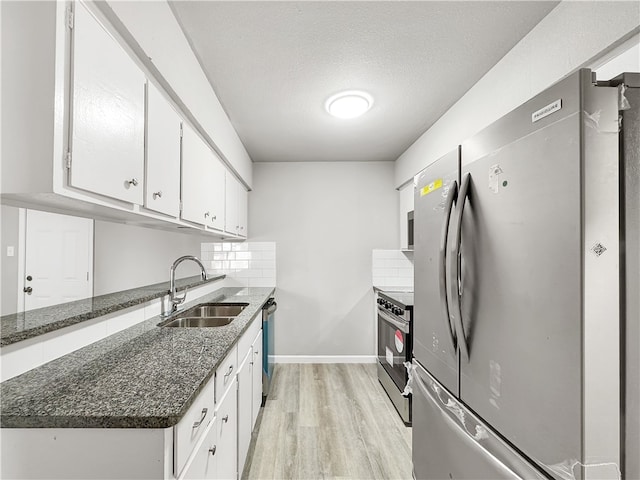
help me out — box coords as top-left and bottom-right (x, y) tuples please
(261, 297), (277, 402)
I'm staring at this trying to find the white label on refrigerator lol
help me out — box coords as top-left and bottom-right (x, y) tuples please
(386, 346), (394, 366)
(532, 99), (562, 123)
(489, 164), (503, 193)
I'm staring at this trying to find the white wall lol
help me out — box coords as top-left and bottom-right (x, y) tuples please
(395, 1), (640, 186)
(1, 205), (20, 315)
(249, 162), (397, 360)
(96, 1), (253, 187)
(93, 221), (210, 296)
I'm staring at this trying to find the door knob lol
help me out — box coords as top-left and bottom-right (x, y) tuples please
(23, 286), (33, 294)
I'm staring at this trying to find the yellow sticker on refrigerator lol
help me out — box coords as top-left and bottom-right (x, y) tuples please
(420, 178), (443, 196)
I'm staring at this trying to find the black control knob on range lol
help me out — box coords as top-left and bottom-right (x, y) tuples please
(377, 298), (384, 305)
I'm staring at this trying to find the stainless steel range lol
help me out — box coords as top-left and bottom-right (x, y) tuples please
(376, 291), (413, 425)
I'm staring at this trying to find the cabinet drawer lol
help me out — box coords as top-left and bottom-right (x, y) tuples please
(174, 378), (215, 477)
(237, 316), (260, 361)
(215, 345), (238, 403)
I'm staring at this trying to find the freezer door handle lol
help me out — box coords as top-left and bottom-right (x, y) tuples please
(439, 179), (459, 354)
(449, 173), (471, 362)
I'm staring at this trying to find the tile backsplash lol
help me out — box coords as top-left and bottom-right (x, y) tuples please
(201, 242), (276, 287)
(372, 250), (414, 288)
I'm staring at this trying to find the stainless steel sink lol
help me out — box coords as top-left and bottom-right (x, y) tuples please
(185, 303), (248, 318)
(158, 302), (249, 328)
(161, 317), (234, 328)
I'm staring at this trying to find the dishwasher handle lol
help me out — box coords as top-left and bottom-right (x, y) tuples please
(263, 298), (277, 315)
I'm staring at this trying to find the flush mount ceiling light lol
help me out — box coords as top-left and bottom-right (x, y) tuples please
(325, 91), (373, 119)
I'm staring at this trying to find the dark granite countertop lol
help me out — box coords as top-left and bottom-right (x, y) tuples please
(0, 287), (274, 429)
(0, 274), (225, 347)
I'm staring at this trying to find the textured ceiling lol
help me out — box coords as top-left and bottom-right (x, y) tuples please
(170, 1), (558, 163)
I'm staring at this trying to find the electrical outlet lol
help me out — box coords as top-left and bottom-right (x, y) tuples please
(7, 246), (15, 257)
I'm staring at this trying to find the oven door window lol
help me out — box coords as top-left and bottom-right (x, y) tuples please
(378, 312), (411, 391)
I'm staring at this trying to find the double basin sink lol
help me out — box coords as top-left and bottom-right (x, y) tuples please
(159, 303), (249, 328)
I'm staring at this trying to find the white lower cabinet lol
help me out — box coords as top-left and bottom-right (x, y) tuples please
(174, 379), (215, 476)
(251, 330), (263, 427)
(238, 327), (264, 477)
(237, 349), (253, 476)
(183, 380), (237, 480)
(215, 381), (238, 480)
(0, 328), (262, 480)
(183, 417), (217, 480)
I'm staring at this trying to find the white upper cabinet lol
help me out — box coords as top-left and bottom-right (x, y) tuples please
(182, 124), (226, 230)
(224, 171), (239, 236)
(69, 2), (145, 205)
(181, 124), (210, 226)
(225, 171), (248, 238)
(399, 182), (414, 250)
(206, 154), (226, 232)
(144, 82), (181, 217)
(1, 2), (250, 239)
(238, 186), (248, 238)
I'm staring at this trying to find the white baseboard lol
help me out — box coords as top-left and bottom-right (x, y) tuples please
(274, 355), (377, 364)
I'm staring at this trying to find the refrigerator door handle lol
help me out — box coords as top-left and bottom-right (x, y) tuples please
(439, 180), (459, 354)
(449, 173), (471, 362)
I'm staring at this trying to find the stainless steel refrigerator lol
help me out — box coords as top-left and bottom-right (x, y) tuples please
(412, 69), (633, 480)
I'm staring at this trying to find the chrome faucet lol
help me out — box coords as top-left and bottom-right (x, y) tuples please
(164, 256), (208, 316)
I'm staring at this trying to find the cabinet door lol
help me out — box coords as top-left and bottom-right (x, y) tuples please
(207, 155), (226, 231)
(251, 330), (263, 428)
(70, 2), (145, 204)
(215, 380), (238, 480)
(145, 83), (181, 217)
(181, 124), (209, 226)
(224, 171), (238, 235)
(183, 417), (217, 480)
(399, 182), (414, 250)
(237, 186), (248, 238)
(237, 351), (252, 478)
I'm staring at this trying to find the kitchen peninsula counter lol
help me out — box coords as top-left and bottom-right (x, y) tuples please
(0, 274), (226, 347)
(0, 287), (274, 429)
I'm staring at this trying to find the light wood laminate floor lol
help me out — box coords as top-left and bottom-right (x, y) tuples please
(245, 363), (412, 480)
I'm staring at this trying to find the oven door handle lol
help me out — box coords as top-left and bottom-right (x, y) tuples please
(378, 309), (410, 334)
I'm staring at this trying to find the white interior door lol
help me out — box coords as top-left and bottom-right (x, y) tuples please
(24, 210), (94, 311)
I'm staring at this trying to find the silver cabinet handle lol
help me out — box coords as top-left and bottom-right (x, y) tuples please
(153, 191), (162, 199)
(23, 286), (33, 294)
(192, 407), (208, 428)
(223, 365), (234, 380)
(439, 178), (459, 355)
(222, 414), (229, 423)
(448, 172), (471, 362)
(204, 212), (210, 218)
(209, 445), (217, 456)
(127, 178), (139, 186)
